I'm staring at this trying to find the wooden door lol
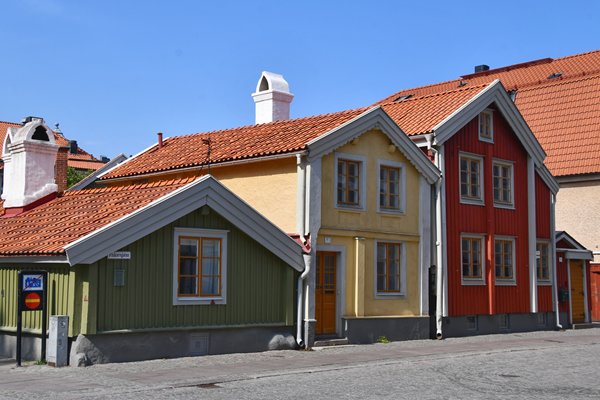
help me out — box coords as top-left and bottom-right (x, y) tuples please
(316, 252), (337, 335)
(570, 260), (585, 323)
(591, 266), (600, 321)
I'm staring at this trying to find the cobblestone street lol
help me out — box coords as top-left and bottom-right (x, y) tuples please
(1, 329), (599, 399)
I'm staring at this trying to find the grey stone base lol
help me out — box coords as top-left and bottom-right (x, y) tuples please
(441, 312), (557, 338)
(69, 326), (298, 365)
(342, 316), (430, 344)
(0, 331), (45, 361)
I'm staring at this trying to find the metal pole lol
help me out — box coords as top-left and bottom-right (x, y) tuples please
(16, 272), (22, 367)
(41, 271), (47, 362)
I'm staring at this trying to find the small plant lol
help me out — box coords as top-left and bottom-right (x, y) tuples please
(35, 359), (47, 365)
(377, 336), (390, 344)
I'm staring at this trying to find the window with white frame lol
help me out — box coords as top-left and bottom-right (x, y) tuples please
(494, 237), (515, 283)
(335, 153), (366, 209)
(461, 235), (485, 283)
(536, 241), (551, 283)
(376, 241), (405, 295)
(460, 154), (484, 204)
(493, 160), (514, 207)
(479, 110), (493, 142)
(378, 160), (405, 213)
(173, 228), (228, 305)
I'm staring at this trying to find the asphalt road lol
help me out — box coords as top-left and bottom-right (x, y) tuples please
(1, 328), (599, 399)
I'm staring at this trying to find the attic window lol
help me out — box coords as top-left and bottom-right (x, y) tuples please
(393, 94), (412, 102)
(31, 126), (50, 141)
(547, 72), (562, 79)
(259, 76), (269, 92)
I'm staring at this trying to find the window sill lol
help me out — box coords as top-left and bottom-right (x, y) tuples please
(537, 281), (553, 286)
(495, 280), (517, 286)
(461, 279), (486, 286)
(479, 136), (494, 144)
(460, 198), (485, 207)
(377, 208), (406, 216)
(375, 292), (405, 299)
(494, 203), (515, 210)
(335, 205), (365, 213)
(173, 296), (226, 306)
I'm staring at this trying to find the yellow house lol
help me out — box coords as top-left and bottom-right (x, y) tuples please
(98, 74), (440, 346)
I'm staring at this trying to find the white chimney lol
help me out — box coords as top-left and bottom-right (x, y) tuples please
(251, 71), (293, 124)
(2, 120), (59, 209)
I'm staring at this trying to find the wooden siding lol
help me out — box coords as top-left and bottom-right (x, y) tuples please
(445, 108), (531, 316)
(95, 206), (298, 332)
(0, 264), (71, 332)
(535, 172), (553, 311)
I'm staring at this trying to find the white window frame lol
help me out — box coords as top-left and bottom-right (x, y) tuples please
(172, 227), (228, 305)
(494, 236), (516, 286)
(492, 159), (515, 209)
(536, 240), (552, 286)
(334, 152), (367, 210)
(459, 152), (485, 206)
(374, 240), (406, 297)
(376, 159), (406, 214)
(478, 109), (494, 143)
(461, 233), (486, 285)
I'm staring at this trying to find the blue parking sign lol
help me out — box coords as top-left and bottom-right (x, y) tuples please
(22, 274), (44, 291)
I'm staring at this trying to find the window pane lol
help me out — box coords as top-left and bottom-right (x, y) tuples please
(201, 277), (219, 295)
(202, 258), (220, 276)
(180, 258), (197, 275)
(203, 239), (220, 257)
(180, 239), (197, 257)
(179, 277), (197, 295)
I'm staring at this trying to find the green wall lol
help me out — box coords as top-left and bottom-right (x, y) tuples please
(93, 206), (298, 333)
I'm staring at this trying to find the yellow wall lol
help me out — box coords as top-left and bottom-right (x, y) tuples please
(319, 129), (423, 317)
(106, 157), (299, 234)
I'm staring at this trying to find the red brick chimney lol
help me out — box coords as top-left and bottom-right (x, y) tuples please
(55, 145), (69, 193)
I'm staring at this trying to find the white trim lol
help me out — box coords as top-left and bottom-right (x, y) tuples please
(172, 228), (228, 305)
(334, 152), (367, 210)
(567, 259), (573, 325)
(555, 231), (590, 252)
(492, 158), (515, 209)
(460, 233), (486, 285)
(64, 175), (305, 271)
(535, 164), (560, 195)
(494, 236), (517, 286)
(376, 159), (407, 214)
(561, 250), (594, 260)
(459, 152), (485, 206)
(418, 175), (431, 316)
(374, 240), (407, 297)
(440, 146), (448, 316)
(527, 156), (537, 311)
(316, 245), (346, 338)
(478, 109), (494, 143)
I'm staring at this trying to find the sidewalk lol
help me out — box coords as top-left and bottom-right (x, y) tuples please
(0, 328), (598, 399)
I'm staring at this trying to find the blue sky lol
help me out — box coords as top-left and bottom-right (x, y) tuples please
(1, 0), (599, 158)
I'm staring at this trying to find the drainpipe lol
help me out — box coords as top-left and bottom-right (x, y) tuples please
(295, 154), (309, 347)
(550, 192), (562, 329)
(429, 137), (444, 339)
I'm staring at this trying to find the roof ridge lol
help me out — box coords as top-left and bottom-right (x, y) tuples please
(0, 120), (21, 126)
(553, 49), (600, 62)
(515, 69), (600, 92)
(169, 106), (370, 141)
(381, 82), (490, 106)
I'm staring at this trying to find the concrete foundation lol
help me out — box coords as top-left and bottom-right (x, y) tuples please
(0, 331), (44, 361)
(342, 316), (430, 344)
(441, 312), (557, 338)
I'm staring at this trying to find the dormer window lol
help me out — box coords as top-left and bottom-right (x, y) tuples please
(478, 110), (493, 142)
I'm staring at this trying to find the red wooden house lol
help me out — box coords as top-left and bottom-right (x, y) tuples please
(382, 80), (559, 337)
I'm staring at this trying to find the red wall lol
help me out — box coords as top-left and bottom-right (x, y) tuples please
(536, 173), (553, 312)
(445, 107), (532, 316)
(556, 240), (593, 322)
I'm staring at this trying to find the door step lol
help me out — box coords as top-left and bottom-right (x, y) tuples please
(313, 338), (349, 347)
(572, 323), (594, 330)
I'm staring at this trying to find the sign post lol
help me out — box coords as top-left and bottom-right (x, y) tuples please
(16, 271), (48, 367)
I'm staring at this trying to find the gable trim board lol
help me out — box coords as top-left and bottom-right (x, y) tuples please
(307, 107), (440, 185)
(64, 175), (305, 271)
(69, 153), (128, 191)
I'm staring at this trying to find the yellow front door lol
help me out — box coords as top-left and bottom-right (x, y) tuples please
(316, 252), (337, 335)
(570, 260), (586, 323)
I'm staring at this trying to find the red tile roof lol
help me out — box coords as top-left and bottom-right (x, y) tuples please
(101, 108), (368, 180)
(0, 177), (197, 257)
(381, 84), (490, 136)
(375, 50), (600, 177)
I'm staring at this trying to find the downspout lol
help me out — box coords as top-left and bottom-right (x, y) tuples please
(550, 192), (562, 329)
(430, 137), (444, 339)
(295, 154), (310, 347)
